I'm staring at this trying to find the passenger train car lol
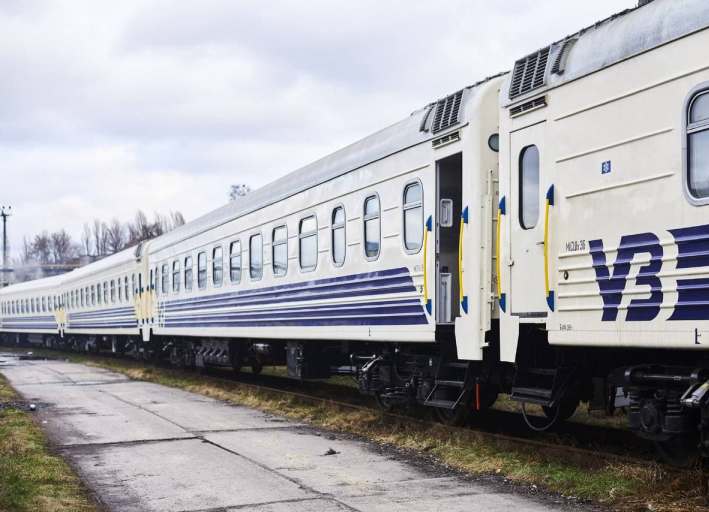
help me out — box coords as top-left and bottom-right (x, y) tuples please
(2, 0), (709, 461)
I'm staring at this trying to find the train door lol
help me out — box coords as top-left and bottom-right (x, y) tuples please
(509, 122), (548, 316)
(435, 153), (462, 325)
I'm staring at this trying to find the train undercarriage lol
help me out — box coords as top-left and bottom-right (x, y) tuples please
(3, 328), (709, 466)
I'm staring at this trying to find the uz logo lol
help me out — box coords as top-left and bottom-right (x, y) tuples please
(589, 224), (709, 322)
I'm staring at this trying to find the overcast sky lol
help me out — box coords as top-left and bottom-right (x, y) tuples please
(0, 0), (637, 259)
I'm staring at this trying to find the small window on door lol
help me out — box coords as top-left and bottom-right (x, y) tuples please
(363, 195), (381, 259)
(519, 145), (540, 229)
(250, 234), (263, 280)
(331, 206), (346, 266)
(686, 89), (709, 200)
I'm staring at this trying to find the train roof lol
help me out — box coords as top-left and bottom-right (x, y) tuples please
(148, 74), (505, 253)
(60, 246), (137, 284)
(0, 272), (65, 296)
(504, 0), (709, 104)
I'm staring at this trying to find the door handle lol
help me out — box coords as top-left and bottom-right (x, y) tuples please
(497, 197), (507, 313)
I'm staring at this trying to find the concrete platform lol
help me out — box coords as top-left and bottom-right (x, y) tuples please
(0, 354), (588, 512)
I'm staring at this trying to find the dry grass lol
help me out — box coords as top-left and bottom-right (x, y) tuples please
(0, 373), (97, 512)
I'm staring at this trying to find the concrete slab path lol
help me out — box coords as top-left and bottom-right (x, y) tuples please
(0, 354), (590, 512)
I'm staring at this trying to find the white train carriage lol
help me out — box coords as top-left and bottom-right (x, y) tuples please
(498, 0), (709, 452)
(0, 273), (63, 345)
(60, 247), (142, 350)
(143, 75), (503, 373)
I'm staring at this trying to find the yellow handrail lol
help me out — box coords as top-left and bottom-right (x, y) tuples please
(544, 185), (555, 312)
(423, 216), (432, 315)
(459, 207), (468, 314)
(496, 197), (506, 312)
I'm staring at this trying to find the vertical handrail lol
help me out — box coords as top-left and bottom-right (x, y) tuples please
(544, 185), (554, 311)
(424, 215), (433, 315)
(459, 207), (469, 314)
(497, 197), (507, 312)
(544, 185), (555, 312)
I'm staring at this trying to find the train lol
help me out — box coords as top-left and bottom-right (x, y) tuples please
(2, 0), (709, 463)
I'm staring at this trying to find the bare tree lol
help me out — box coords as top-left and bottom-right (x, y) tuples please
(229, 184), (251, 201)
(92, 218), (103, 257)
(106, 219), (125, 254)
(50, 230), (73, 264)
(171, 211), (186, 228)
(99, 221), (110, 256)
(81, 223), (92, 257)
(21, 236), (34, 264)
(32, 232), (52, 264)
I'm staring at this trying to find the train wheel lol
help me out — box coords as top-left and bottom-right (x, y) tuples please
(374, 391), (397, 413)
(543, 395), (580, 422)
(251, 358), (263, 375)
(434, 404), (470, 426)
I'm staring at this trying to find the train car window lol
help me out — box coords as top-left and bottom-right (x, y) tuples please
(118, 279), (123, 302)
(213, 246), (224, 286)
(249, 234), (263, 280)
(198, 252), (207, 289)
(332, 206), (346, 266)
(111, 280), (116, 303)
(403, 182), (423, 253)
(124, 277), (129, 301)
(172, 261), (180, 293)
(184, 256), (193, 291)
(519, 145), (540, 229)
(48, 297), (53, 312)
(132, 274), (137, 296)
(161, 264), (169, 293)
(230, 241), (242, 283)
(80, 289), (84, 308)
(90, 285), (95, 306)
(299, 216), (317, 272)
(687, 90), (709, 200)
(272, 226), (288, 277)
(41, 297), (46, 312)
(363, 195), (381, 259)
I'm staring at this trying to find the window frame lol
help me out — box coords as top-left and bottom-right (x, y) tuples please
(249, 233), (263, 281)
(172, 260), (181, 293)
(298, 215), (318, 272)
(683, 83), (709, 205)
(161, 264), (169, 294)
(402, 180), (424, 254)
(519, 144), (541, 230)
(229, 240), (242, 284)
(197, 252), (207, 290)
(184, 256), (194, 292)
(331, 205), (346, 267)
(110, 279), (116, 303)
(363, 193), (381, 261)
(271, 225), (288, 277)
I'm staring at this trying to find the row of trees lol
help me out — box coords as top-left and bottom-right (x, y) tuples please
(21, 210), (185, 266)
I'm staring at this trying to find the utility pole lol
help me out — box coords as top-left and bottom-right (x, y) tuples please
(1, 205), (11, 287)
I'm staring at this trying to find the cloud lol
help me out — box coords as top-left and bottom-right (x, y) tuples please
(0, 0), (638, 259)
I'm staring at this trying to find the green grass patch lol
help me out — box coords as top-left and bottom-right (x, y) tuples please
(0, 372), (96, 512)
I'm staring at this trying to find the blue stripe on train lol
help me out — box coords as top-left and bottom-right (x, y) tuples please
(162, 267), (412, 310)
